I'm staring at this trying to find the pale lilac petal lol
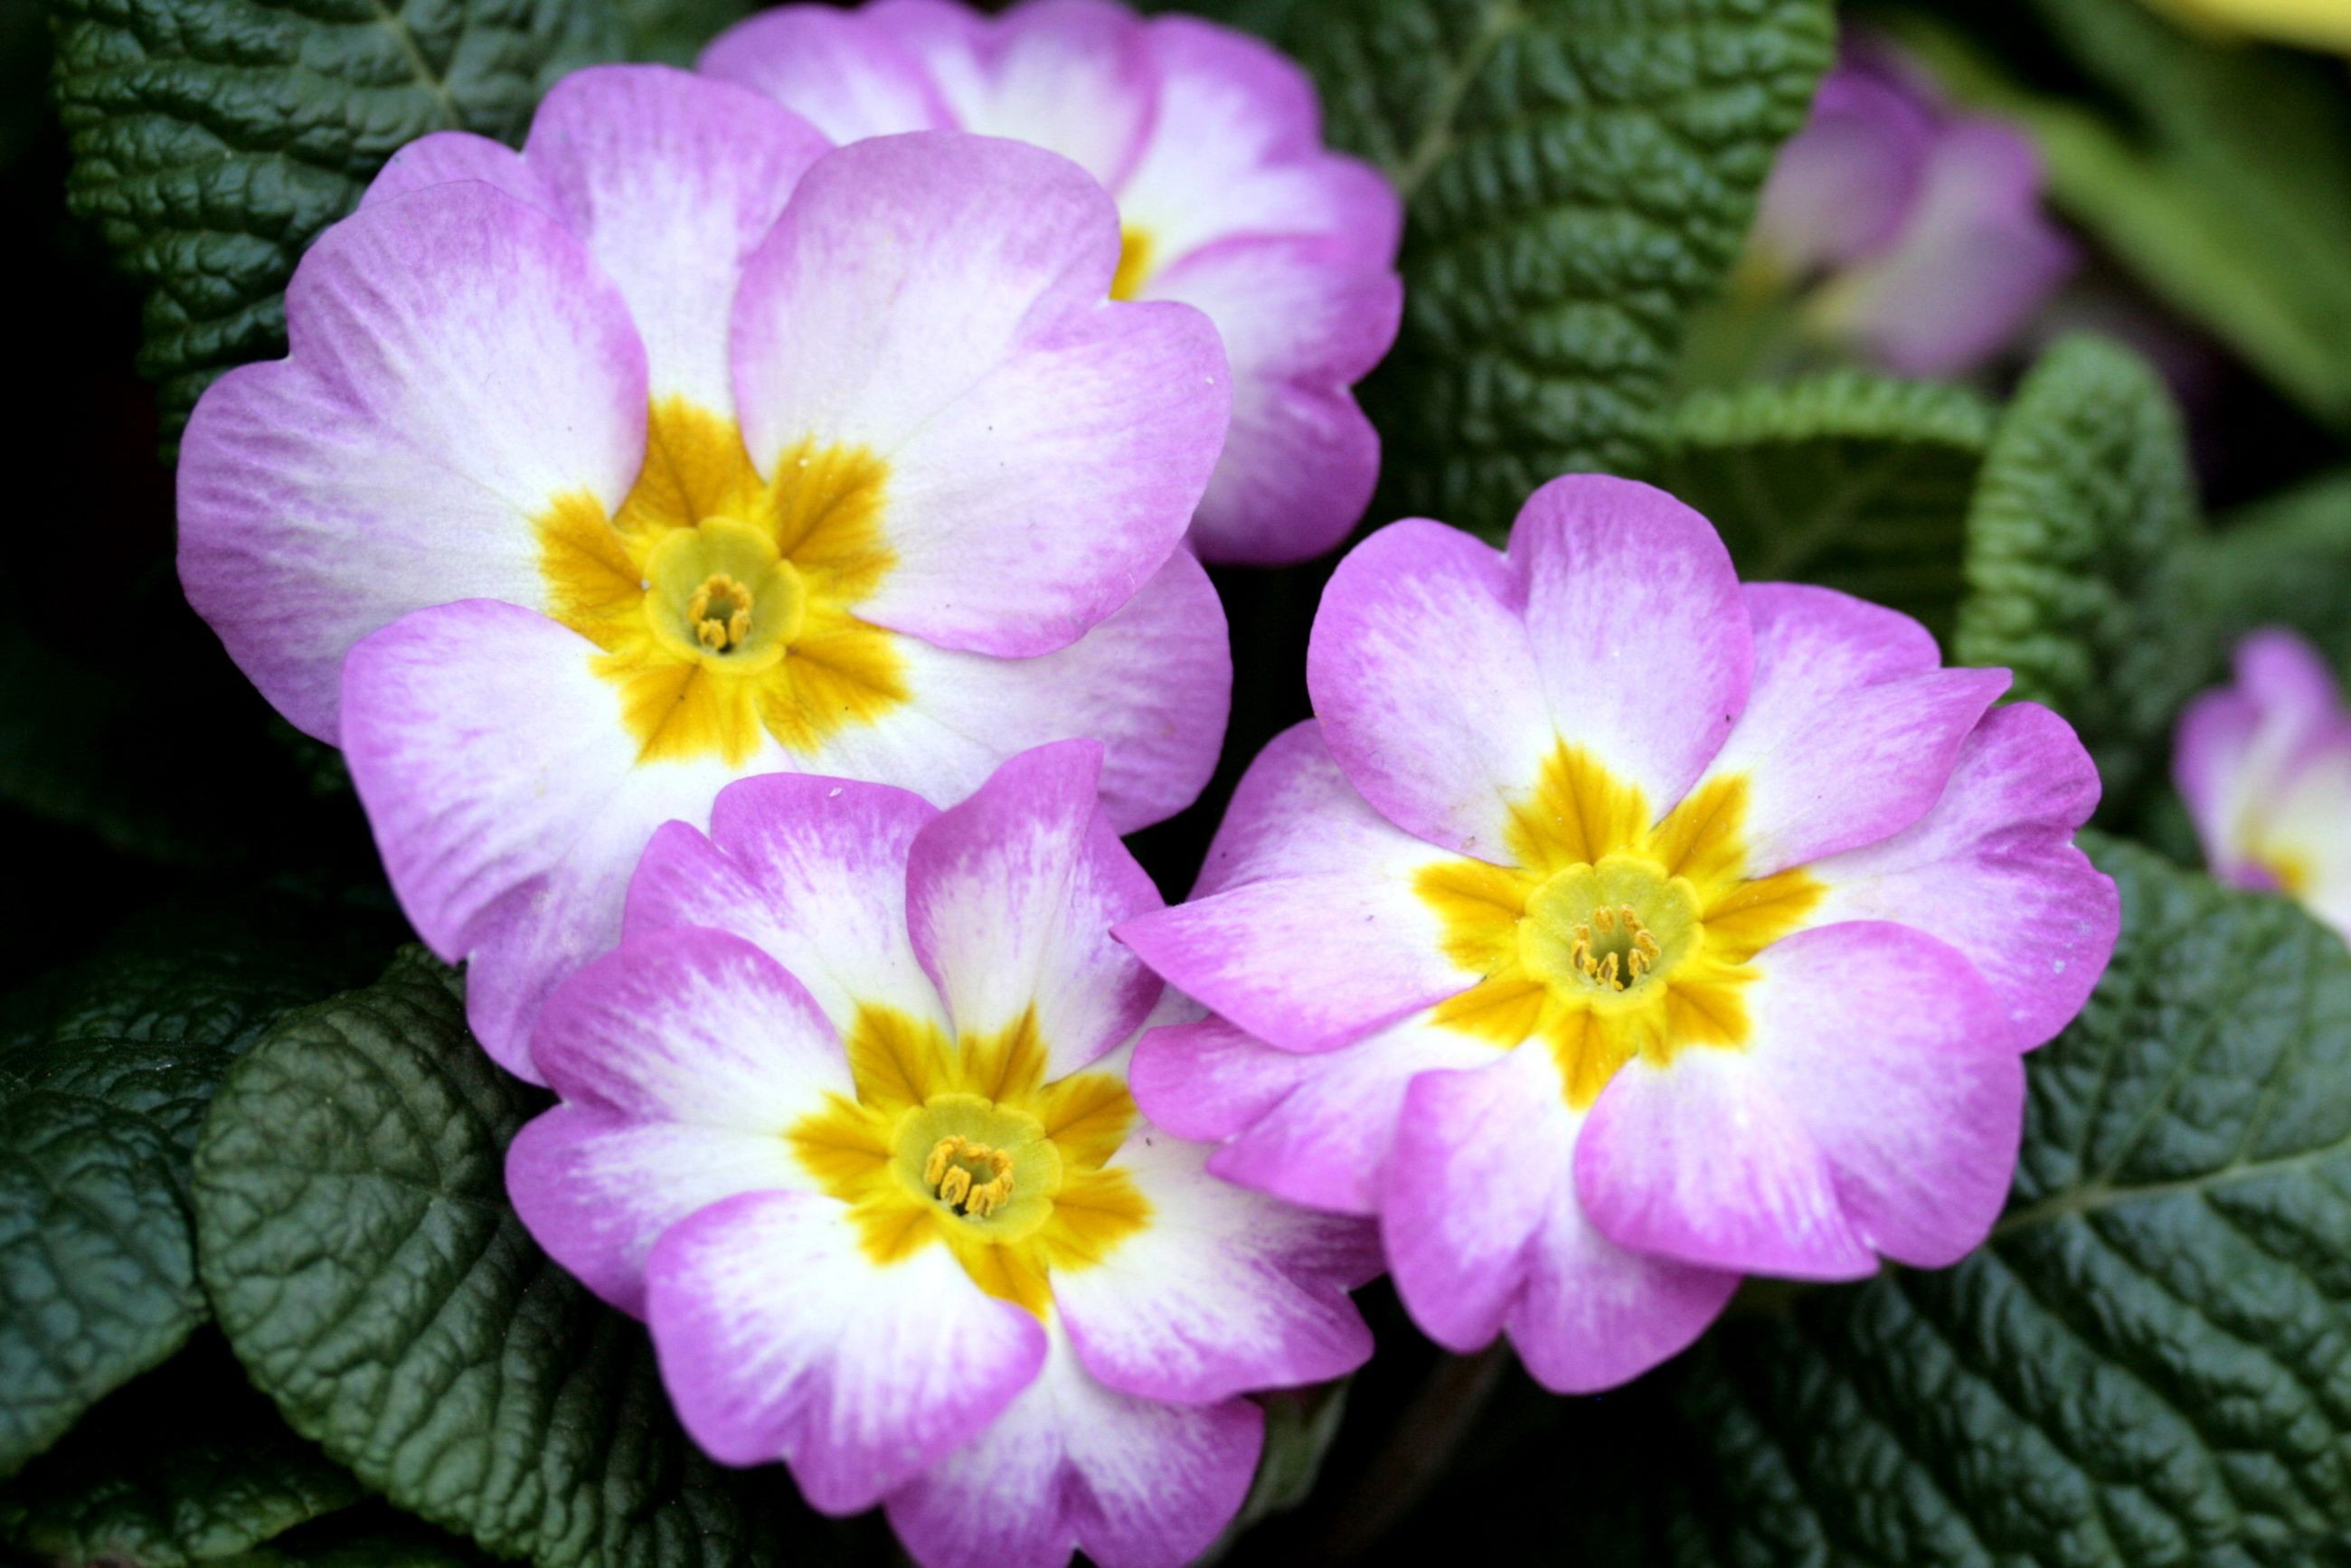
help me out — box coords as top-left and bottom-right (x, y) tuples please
(1579, 921), (2019, 1277)
(1815, 118), (2075, 376)
(1190, 720), (1428, 898)
(2238, 625), (2345, 730)
(177, 184), (646, 739)
(1810, 702), (2116, 1050)
(506, 1105), (805, 1316)
(646, 1190), (1045, 1510)
(364, 130), (553, 209)
(729, 131), (1226, 658)
(701, 5), (954, 144)
(901, 0), (1159, 190)
(527, 926), (852, 1127)
(1131, 1015), (1495, 1215)
(1054, 1132), (1374, 1403)
(1750, 63), (1933, 273)
(1150, 236), (1400, 565)
(339, 600), (745, 1078)
(1509, 476), (1753, 814)
(518, 65), (832, 409)
(624, 776), (945, 1038)
(905, 741), (1163, 1075)
(1306, 520), (1552, 861)
(1383, 1045), (1739, 1393)
(2175, 688), (2263, 879)
(886, 1328), (1260, 1568)
(1119, 14), (1401, 270)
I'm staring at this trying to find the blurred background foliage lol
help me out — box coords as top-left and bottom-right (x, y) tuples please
(12, 0), (2351, 1563)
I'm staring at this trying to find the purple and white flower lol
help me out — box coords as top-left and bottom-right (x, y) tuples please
(2176, 628), (2351, 940)
(1117, 476), (2120, 1392)
(507, 741), (1375, 1568)
(1749, 41), (2075, 376)
(176, 65), (1233, 1077)
(703, 0), (1403, 565)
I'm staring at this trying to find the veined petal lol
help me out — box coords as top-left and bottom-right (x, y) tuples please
(517, 65), (832, 410)
(1119, 14), (1401, 270)
(340, 600), (747, 1078)
(818, 548), (1228, 834)
(1383, 1045), (1738, 1393)
(900, 0), (1160, 190)
(527, 926), (852, 1129)
(646, 1189), (1046, 1510)
(1578, 921), (2020, 1277)
(701, 4), (956, 145)
(1054, 1132), (1375, 1403)
(1130, 1015), (1494, 1215)
(1701, 583), (2008, 874)
(906, 741), (1164, 1075)
(729, 131), (1226, 658)
(1150, 236), (1400, 565)
(625, 775), (945, 1038)
(506, 1106), (806, 1316)
(1509, 477), (1753, 815)
(177, 184), (647, 740)
(364, 130), (553, 209)
(1810, 702), (2116, 1049)
(885, 1327), (1260, 1568)
(1307, 519), (1553, 861)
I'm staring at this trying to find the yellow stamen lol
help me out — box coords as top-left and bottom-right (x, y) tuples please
(1569, 902), (1661, 993)
(685, 572), (755, 652)
(923, 1134), (1017, 1218)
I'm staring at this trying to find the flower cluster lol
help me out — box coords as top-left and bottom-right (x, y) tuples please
(172, 3), (2124, 1563)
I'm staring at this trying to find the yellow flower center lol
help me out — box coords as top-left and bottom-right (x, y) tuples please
(1417, 745), (1824, 1107)
(788, 1006), (1148, 1315)
(535, 398), (908, 767)
(1110, 226), (1155, 301)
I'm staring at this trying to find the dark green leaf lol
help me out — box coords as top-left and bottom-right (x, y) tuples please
(1657, 372), (1995, 639)
(0, 1091), (203, 1481)
(0, 1337), (363, 1566)
(2182, 469), (2351, 675)
(618, 0), (754, 64)
(1631, 836), (2351, 1566)
(1955, 335), (2207, 800)
(49, 0), (629, 447)
(1244, 0), (1833, 534)
(194, 950), (840, 1568)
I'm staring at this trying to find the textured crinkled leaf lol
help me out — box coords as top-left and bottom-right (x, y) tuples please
(49, 0), (627, 448)
(1657, 373), (1995, 639)
(1242, 0), (1833, 534)
(1956, 335), (2206, 798)
(1636, 836), (2351, 1566)
(194, 951), (826, 1568)
(0, 1340), (363, 1566)
(0, 1091), (203, 1482)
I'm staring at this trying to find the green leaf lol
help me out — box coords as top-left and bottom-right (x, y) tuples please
(1955, 335), (2207, 801)
(1888, 0), (2351, 430)
(0, 1338), (364, 1566)
(1242, 0), (1833, 534)
(2182, 469), (2351, 675)
(49, 0), (628, 447)
(618, 0), (754, 64)
(1631, 836), (2351, 1566)
(0, 1091), (203, 1482)
(194, 950), (836, 1568)
(1656, 372), (1996, 640)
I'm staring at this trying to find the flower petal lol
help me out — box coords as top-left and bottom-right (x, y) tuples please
(701, 3), (955, 145)
(897, 0), (1159, 190)
(1809, 701), (2116, 1049)
(527, 925), (852, 1128)
(1578, 921), (2021, 1277)
(1383, 1045), (1738, 1393)
(905, 741), (1164, 1075)
(1749, 60), (1933, 273)
(177, 184), (646, 739)
(364, 130), (553, 209)
(1119, 14), (1401, 269)
(885, 1327), (1260, 1568)
(339, 600), (742, 1078)
(1306, 519), (1552, 861)
(1149, 236), (1400, 565)
(1054, 1132), (1375, 1403)
(1509, 476), (1753, 814)
(625, 775), (944, 1037)
(506, 1105), (805, 1316)
(729, 130), (1227, 658)
(517, 65), (832, 410)
(647, 1189), (1046, 1509)
(1701, 583), (2008, 874)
